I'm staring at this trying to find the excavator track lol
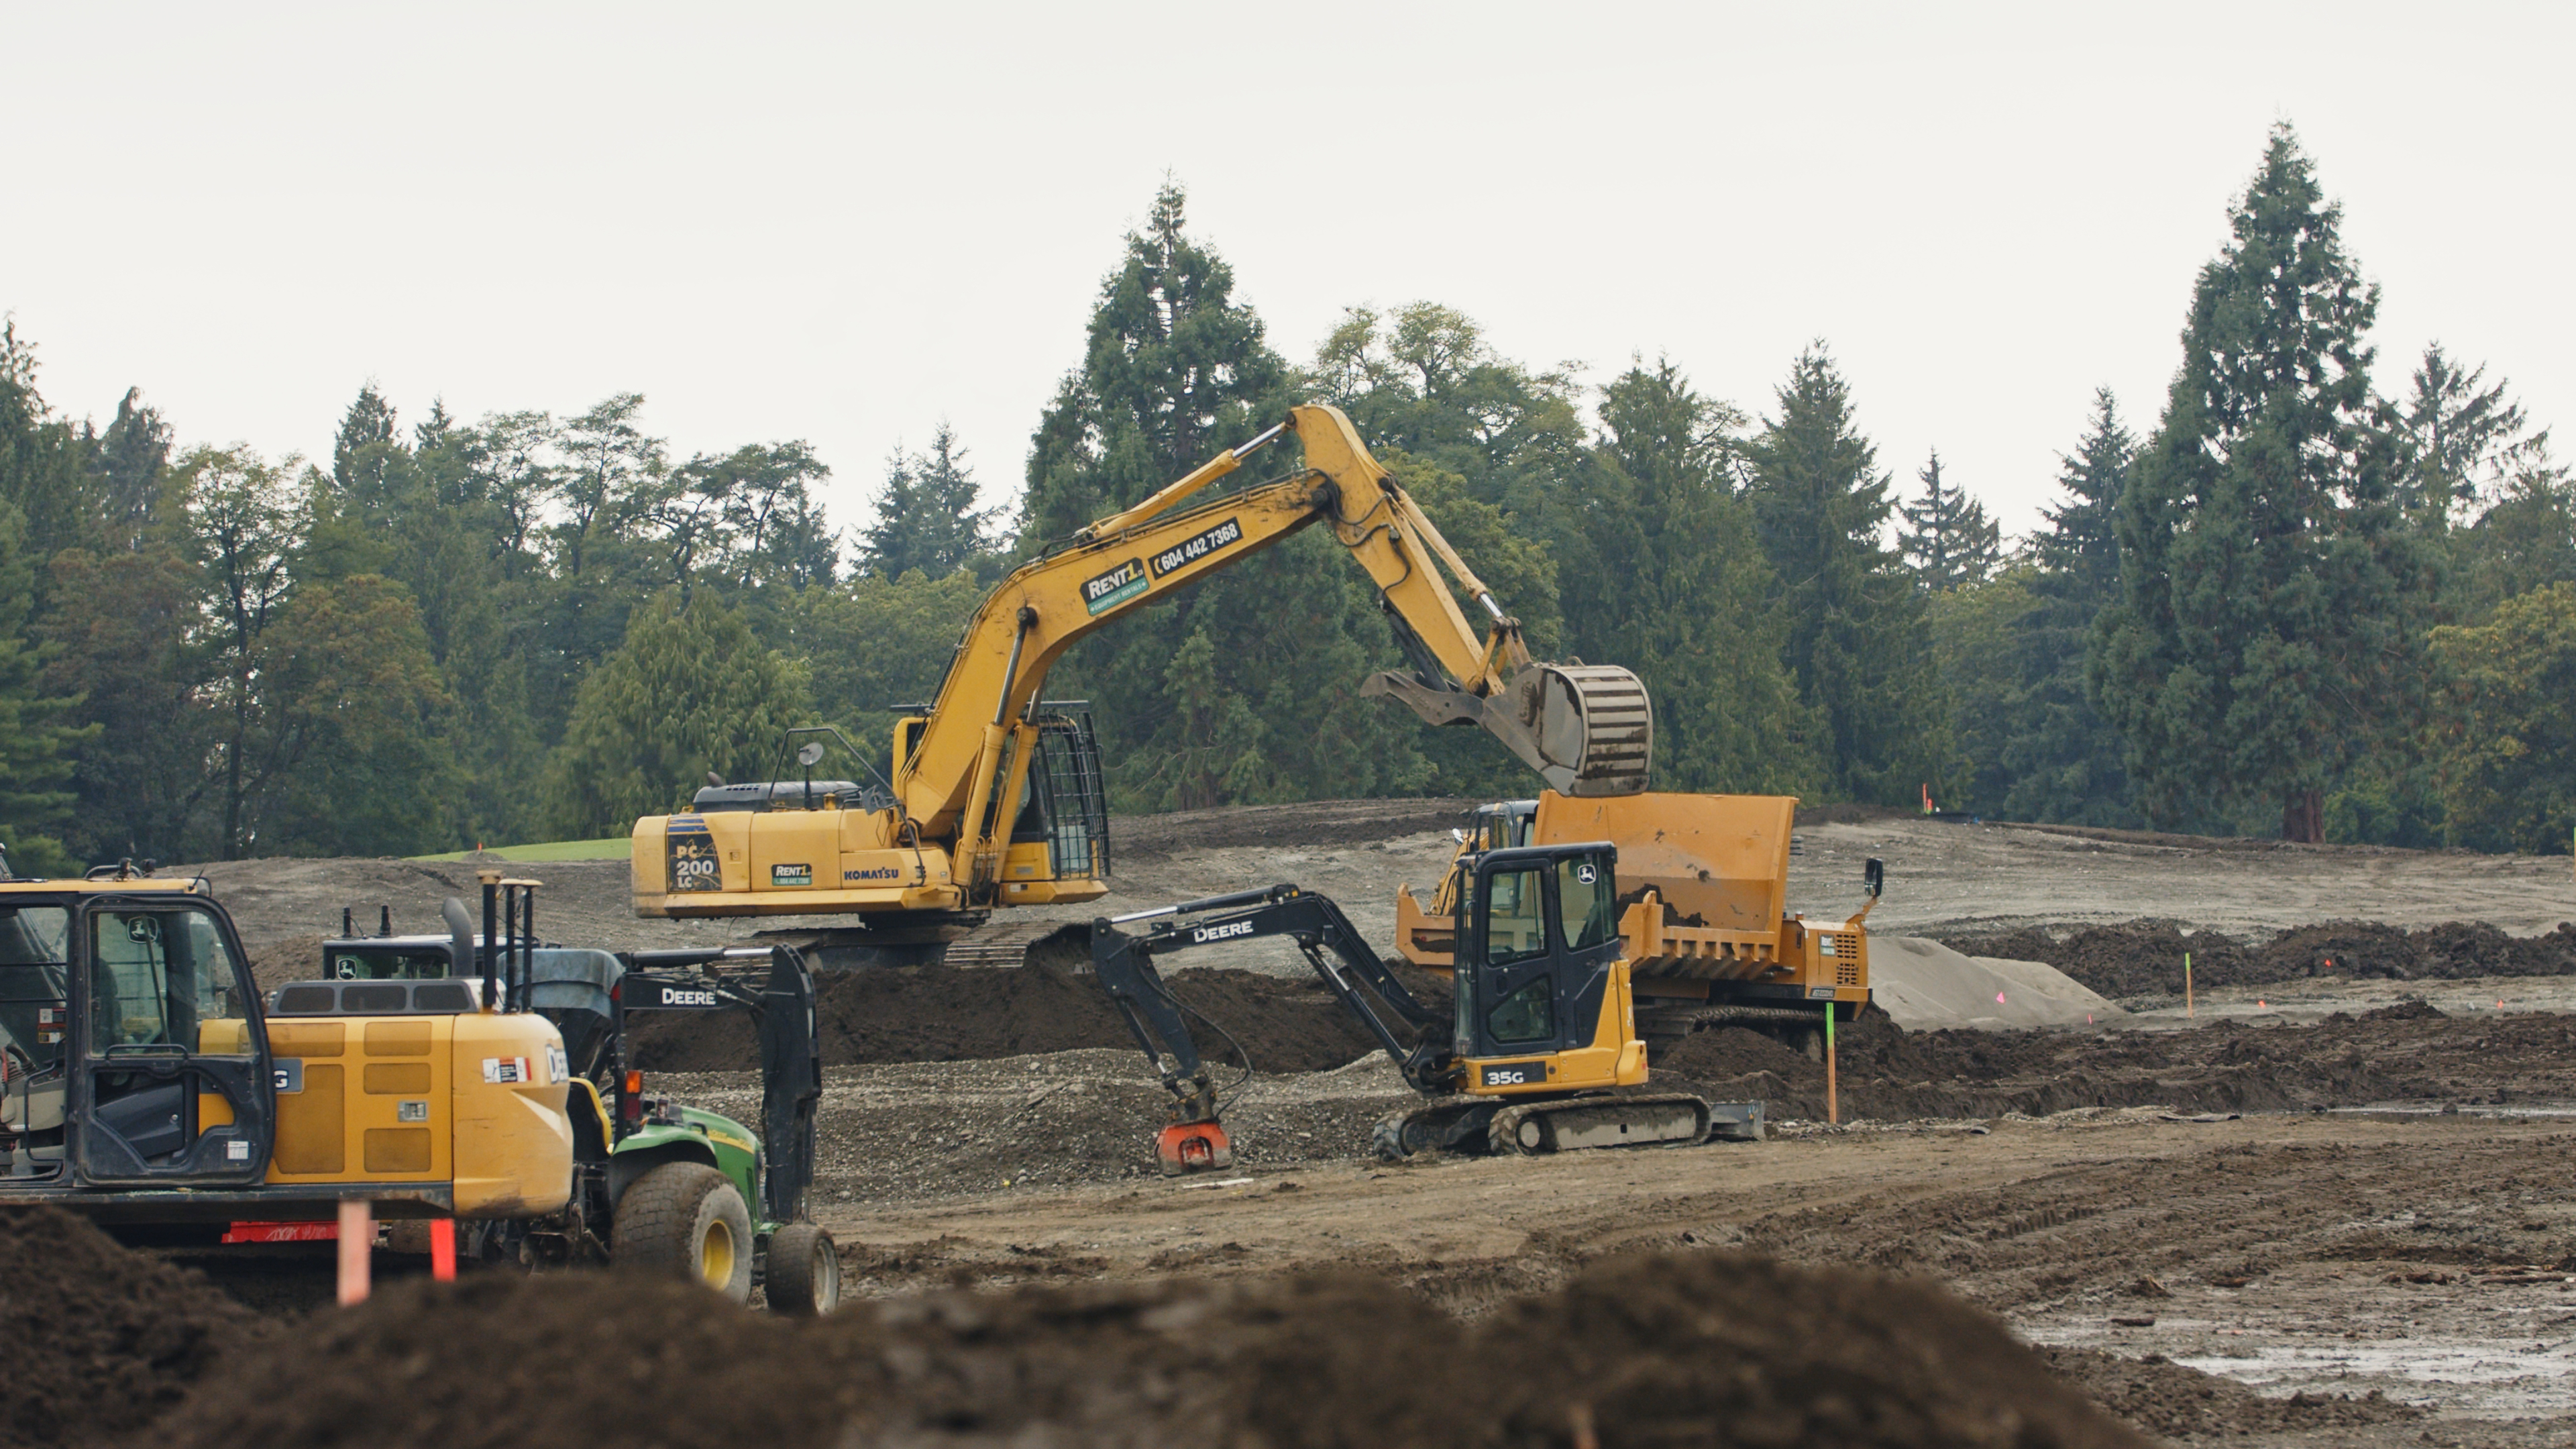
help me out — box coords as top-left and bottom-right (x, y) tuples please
(752, 918), (1087, 971)
(1488, 1093), (1710, 1155)
(1373, 1090), (1754, 1161)
(941, 920), (1087, 971)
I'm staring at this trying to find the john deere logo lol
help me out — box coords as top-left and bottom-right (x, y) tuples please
(1082, 559), (1148, 615)
(770, 863), (813, 887)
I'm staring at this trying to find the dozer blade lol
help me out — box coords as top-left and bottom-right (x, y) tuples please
(1155, 1121), (1235, 1177)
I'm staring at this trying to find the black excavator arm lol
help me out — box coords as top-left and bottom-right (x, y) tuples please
(616, 946), (822, 1226)
(1089, 884), (1454, 1173)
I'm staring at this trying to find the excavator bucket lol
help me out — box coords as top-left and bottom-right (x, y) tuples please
(1155, 1121), (1235, 1177)
(1511, 663), (1653, 796)
(1364, 661), (1654, 796)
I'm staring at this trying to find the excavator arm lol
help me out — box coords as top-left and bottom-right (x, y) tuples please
(900, 403), (1653, 851)
(1087, 882), (1454, 1175)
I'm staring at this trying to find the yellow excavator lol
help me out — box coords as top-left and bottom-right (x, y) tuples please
(0, 869), (572, 1231)
(629, 403), (1652, 965)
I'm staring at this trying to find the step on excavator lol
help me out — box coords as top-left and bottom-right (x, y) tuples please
(1088, 837), (1815, 1175)
(627, 402), (1652, 969)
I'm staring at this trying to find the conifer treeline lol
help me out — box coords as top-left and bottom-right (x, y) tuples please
(0, 125), (2566, 863)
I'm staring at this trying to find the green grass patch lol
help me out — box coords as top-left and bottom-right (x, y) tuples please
(410, 837), (631, 863)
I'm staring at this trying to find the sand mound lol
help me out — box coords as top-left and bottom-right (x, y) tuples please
(1870, 936), (2120, 1030)
(629, 961), (1384, 1075)
(0, 1207), (262, 1449)
(148, 1251), (2143, 1449)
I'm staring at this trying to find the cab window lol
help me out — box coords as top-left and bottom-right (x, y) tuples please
(1557, 855), (1614, 951)
(0, 906), (68, 1071)
(1481, 867), (1550, 966)
(89, 910), (244, 1051)
(1488, 977), (1554, 1044)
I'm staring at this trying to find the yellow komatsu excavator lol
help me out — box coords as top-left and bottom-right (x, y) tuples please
(630, 403), (1652, 965)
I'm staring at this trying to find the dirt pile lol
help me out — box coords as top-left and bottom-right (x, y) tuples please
(1941, 920), (2576, 998)
(2035, 1346), (2419, 1441)
(142, 1251), (2144, 1449)
(0, 1207), (264, 1448)
(1655, 1007), (2576, 1121)
(630, 962), (1387, 1075)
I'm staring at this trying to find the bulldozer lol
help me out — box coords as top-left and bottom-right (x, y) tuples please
(1087, 824), (1867, 1173)
(627, 403), (1653, 967)
(1395, 791), (1880, 1055)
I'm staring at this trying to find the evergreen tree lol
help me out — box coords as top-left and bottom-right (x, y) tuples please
(2001, 390), (2137, 824)
(1023, 182), (1427, 808)
(0, 498), (95, 873)
(1566, 360), (1817, 795)
(1743, 346), (1952, 804)
(859, 425), (997, 580)
(2092, 126), (2434, 841)
(2396, 344), (2546, 522)
(542, 590), (810, 837)
(1897, 449), (2000, 590)
(330, 383), (402, 502)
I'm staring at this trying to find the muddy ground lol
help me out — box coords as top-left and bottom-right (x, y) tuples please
(125, 800), (2576, 1444)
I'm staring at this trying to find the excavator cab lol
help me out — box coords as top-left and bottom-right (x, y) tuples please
(1451, 843), (1641, 1093)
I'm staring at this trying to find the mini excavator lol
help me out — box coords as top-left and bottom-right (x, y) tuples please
(628, 403), (1652, 967)
(1089, 833), (1856, 1175)
(1396, 792), (1882, 1055)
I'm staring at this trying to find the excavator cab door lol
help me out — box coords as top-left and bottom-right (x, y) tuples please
(68, 897), (274, 1187)
(1458, 845), (1619, 1072)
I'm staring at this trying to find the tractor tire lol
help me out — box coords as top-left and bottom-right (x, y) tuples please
(613, 1162), (753, 1303)
(762, 1222), (841, 1316)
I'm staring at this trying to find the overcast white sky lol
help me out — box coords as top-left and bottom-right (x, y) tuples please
(3, 3), (2567, 543)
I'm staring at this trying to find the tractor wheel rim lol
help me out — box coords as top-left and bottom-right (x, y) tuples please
(700, 1218), (735, 1287)
(814, 1242), (840, 1310)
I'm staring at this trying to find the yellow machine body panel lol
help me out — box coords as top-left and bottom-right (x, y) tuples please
(629, 810), (975, 918)
(1457, 957), (1648, 1097)
(199, 1010), (571, 1218)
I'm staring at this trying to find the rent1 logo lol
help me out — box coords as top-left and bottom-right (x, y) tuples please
(1083, 559), (1149, 615)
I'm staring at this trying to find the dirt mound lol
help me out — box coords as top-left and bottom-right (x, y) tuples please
(1942, 919), (2576, 998)
(2035, 1346), (2418, 1440)
(1112, 796), (1477, 858)
(1476, 1253), (2144, 1448)
(1935, 922), (2261, 998)
(629, 963), (1385, 1075)
(0, 1206), (262, 1448)
(146, 1250), (2142, 1449)
(1651, 1006), (2576, 1121)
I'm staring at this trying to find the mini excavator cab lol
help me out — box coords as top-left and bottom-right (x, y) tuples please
(1450, 843), (1645, 1095)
